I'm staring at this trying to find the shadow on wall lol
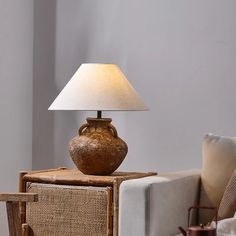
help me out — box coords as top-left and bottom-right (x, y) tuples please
(33, 0), (91, 169)
(33, 0), (59, 169)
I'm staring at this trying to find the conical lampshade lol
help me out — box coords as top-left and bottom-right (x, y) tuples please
(49, 63), (148, 111)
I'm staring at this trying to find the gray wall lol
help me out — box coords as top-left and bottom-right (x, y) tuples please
(51, 0), (236, 172)
(0, 0), (34, 234)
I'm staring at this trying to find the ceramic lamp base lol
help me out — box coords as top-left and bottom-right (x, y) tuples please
(69, 118), (128, 175)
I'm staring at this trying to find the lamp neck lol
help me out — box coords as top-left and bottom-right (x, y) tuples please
(97, 110), (102, 119)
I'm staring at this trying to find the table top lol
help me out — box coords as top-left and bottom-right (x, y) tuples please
(23, 168), (157, 186)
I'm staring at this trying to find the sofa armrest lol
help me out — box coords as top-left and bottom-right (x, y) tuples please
(119, 169), (201, 236)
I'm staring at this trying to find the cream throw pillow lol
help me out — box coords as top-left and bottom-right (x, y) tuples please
(200, 134), (236, 223)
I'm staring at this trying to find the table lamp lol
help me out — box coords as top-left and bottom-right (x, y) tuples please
(49, 63), (148, 175)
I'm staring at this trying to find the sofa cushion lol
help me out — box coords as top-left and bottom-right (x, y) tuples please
(218, 169), (236, 220)
(200, 134), (236, 223)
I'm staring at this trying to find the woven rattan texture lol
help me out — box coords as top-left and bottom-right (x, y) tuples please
(26, 183), (111, 236)
(218, 169), (236, 220)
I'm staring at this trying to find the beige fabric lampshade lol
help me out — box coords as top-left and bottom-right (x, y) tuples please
(49, 63), (148, 111)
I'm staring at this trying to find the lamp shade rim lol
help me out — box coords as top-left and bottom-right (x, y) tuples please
(48, 108), (150, 111)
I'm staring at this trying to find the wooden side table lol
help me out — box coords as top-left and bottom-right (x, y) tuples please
(20, 168), (156, 236)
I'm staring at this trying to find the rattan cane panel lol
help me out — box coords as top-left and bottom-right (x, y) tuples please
(26, 183), (112, 236)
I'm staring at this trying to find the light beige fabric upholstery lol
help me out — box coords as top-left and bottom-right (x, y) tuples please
(200, 134), (236, 223)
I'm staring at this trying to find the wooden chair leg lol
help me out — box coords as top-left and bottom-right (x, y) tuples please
(6, 201), (21, 236)
(22, 223), (29, 236)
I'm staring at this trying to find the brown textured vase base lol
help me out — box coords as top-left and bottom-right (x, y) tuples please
(69, 117), (128, 175)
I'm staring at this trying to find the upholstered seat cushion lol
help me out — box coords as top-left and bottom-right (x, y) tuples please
(200, 134), (236, 223)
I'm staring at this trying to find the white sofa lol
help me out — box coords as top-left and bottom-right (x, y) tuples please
(119, 169), (201, 236)
(119, 134), (236, 236)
